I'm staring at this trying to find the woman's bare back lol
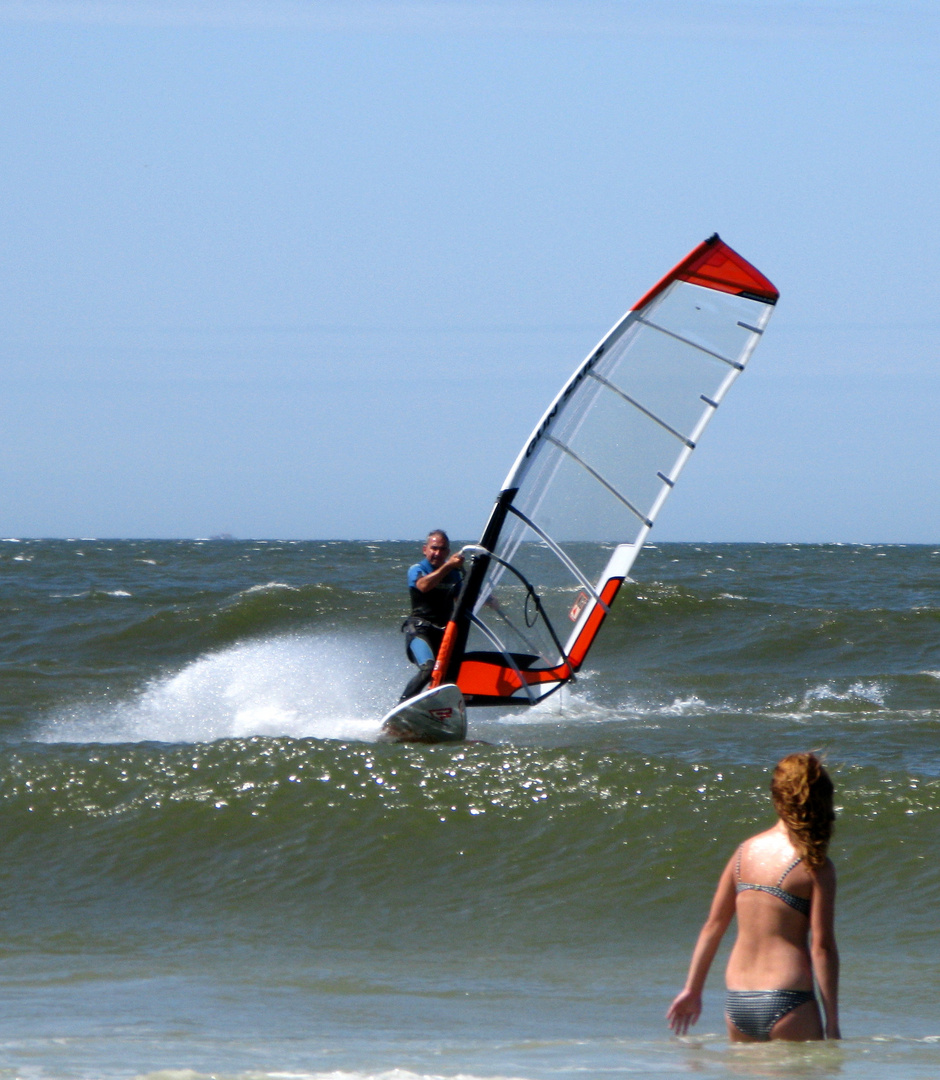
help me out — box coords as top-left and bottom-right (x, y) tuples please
(727, 823), (815, 992)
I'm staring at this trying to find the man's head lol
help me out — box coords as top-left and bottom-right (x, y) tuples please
(423, 530), (451, 569)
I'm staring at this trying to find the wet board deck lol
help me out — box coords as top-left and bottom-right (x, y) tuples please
(379, 683), (467, 743)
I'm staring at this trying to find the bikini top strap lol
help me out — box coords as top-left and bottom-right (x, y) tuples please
(734, 844), (743, 881)
(777, 855), (803, 886)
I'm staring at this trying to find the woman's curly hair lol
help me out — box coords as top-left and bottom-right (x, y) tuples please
(771, 753), (835, 869)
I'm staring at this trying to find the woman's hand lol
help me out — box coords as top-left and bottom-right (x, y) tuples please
(667, 855), (736, 1038)
(667, 988), (702, 1036)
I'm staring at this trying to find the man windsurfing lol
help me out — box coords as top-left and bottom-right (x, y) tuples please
(398, 530), (464, 702)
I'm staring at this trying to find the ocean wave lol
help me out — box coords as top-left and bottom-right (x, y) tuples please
(241, 581), (299, 594)
(33, 630), (403, 744)
(800, 680), (888, 708)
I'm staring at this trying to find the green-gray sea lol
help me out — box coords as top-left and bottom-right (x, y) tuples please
(1, 539), (938, 1079)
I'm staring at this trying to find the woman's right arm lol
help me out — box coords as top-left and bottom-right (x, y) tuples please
(810, 858), (840, 1039)
(667, 855), (737, 1036)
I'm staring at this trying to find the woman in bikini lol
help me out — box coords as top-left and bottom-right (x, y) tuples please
(667, 752), (840, 1042)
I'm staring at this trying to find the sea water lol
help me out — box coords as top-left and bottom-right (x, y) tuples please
(1, 539), (938, 1079)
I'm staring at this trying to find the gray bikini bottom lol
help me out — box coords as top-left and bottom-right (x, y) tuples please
(725, 989), (816, 1041)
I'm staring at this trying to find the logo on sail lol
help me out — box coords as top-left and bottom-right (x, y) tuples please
(569, 591), (590, 622)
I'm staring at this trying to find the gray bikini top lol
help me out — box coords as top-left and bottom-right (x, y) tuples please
(735, 848), (811, 917)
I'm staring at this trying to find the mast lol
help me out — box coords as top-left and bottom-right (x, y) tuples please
(430, 488), (515, 688)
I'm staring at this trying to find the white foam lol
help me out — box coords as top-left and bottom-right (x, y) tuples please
(489, 681), (661, 728)
(242, 581), (298, 594)
(802, 680), (887, 706)
(139, 1071), (530, 1080)
(36, 631), (407, 745)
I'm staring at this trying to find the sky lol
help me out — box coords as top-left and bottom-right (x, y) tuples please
(1, 0), (937, 542)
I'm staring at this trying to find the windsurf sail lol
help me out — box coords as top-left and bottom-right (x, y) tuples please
(432, 234), (779, 706)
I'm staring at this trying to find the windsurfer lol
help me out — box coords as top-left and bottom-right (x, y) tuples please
(398, 530), (464, 702)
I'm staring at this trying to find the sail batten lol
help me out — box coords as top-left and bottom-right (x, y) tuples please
(544, 435), (653, 527)
(588, 370), (696, 447)
(434, 235), (778, 707)
(636, 315), (745, 368)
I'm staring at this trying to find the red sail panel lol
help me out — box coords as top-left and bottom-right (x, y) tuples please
(455, 657), (571, 702)
(454, 578), (624, 704)
(455, 658), (524, 699)
(632, 234), (779, 312)
(565, 577), (624, 669)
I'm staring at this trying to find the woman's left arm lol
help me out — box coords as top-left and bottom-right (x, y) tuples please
(810, 858), (840, 1039)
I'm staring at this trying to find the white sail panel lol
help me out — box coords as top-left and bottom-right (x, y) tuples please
(438, 236), (778, 705)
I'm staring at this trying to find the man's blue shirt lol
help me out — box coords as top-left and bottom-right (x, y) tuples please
(407, 558), (462, 590)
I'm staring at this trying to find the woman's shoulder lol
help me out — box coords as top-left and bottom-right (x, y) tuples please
(738, 825), (788, 855)
(809, 856), (837, 883)
(735, 827), (804, 878)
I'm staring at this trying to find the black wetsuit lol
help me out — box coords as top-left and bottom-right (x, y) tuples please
(399, 558), (463, 701)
